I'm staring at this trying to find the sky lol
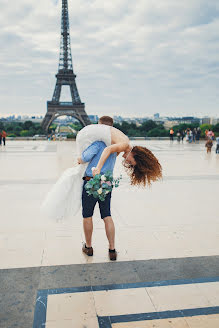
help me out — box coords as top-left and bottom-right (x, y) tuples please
(1, 0), (219, 118)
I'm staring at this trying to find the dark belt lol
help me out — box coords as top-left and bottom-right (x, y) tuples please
(83, 176), (92, 181)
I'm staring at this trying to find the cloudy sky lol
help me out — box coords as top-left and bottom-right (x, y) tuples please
(1, 0), (219, 118)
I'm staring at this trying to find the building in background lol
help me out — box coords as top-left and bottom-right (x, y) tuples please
(88, 115), (99, 123)
(163, 116), (200, 129)
(210, 117), (219, 125)
(201, 117), (211, 124)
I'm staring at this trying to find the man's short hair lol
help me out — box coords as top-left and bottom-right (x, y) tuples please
(99, 116), (114, 126)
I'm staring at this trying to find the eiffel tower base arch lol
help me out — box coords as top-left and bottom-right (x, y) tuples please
(41, 102), (91, 132)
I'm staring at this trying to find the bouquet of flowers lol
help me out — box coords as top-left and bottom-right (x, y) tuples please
(85, 170), (122, 201)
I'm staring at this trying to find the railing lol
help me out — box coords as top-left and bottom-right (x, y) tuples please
(47, 101), (84, 106)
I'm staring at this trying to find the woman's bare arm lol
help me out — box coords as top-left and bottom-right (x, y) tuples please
(92, 142), (129, 175)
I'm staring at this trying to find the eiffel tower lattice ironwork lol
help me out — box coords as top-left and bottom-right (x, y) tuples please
(41, 0), (90, 131)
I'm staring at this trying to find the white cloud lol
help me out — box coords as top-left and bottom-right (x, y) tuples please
(0, 0), (219, 117)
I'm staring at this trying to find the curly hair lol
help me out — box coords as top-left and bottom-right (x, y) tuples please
(124, 146), (162, 186)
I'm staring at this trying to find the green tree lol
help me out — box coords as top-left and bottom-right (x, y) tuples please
(20, 130), (31, 137)
(0, 121), (5, 130)
(4, 123), (15, 132)
(139, 120), (157, 134)
(14, 125), (23, 136)
(172, 123), (199, 132)
(147, 126), (169, 137)
(212, 123), (219, 135)
(23, 120), (34, 130)
(114, 121), (131, 135)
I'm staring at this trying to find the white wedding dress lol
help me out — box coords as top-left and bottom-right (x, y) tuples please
(41, 124), (111, 220)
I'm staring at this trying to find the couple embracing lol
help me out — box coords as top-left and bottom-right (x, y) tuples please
(42, 116), (162, 261)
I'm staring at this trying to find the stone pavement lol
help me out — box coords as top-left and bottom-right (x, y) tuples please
(0, 140), (219, 327)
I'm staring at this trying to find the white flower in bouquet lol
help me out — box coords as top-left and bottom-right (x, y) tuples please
(97, 188), (103, 194)
(101, 175), (106, 181)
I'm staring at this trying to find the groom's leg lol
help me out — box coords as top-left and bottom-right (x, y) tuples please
(82, 181), (97, 249)
(99, 192), (115, 250)
(83, 217), (93, 247)
(99, 193), (117, 260)
(103, 216), (115, 250)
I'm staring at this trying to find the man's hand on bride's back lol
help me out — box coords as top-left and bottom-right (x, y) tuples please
(77, 157), (84, 164)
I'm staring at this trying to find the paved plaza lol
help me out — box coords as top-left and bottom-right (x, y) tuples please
(0, 139), (219, 327)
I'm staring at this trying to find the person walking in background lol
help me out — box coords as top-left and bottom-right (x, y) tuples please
(186, 129), (189, 142)
(212, 131), (215, 141)
(216, 137), (219, 154)
(205, 129), (208, 140)
(181, 130), (185, 142)
(196, 127), (201, 142)
(2, 130), (6, 146)
(205, 138), (213, 153)
(207, 129), (213, 140)
(169, 128), (174, 141)
(176, 131), (181, 142)
(189, 129), (193, 143)
(0, 131), (2, 146)
(192, 128), (197, 142)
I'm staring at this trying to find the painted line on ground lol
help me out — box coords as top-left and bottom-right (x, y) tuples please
(33, 275), (219, 328)
(98, 306), (219, 327)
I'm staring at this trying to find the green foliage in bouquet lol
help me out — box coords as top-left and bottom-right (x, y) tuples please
(85, 170), (122, 201)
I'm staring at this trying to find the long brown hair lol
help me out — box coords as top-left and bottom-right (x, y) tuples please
(124, 146), (162, 186)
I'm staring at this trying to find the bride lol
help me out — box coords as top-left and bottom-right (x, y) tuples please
(77, 123), (162, 186)
(42, 121), (162, 220)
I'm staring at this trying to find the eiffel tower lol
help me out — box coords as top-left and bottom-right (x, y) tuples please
(41, 0), (90, 131)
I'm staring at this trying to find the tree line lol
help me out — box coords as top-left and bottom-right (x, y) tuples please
(0, 119), (219, 138)
(0, 120), (44, 137)
(114, 120), (219, 138)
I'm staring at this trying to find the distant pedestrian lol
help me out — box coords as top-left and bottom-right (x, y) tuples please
(176, 131), (181, 142)
(189, 130), (193, 143)
(0, 131), (2, 145)
(2, 130), (6, 146)
(192, 128), (197, 142)
(212, 132), (215, 140)
(181, 130), (185, 142)
(205, 129), (208, 139)
(207, 129), (213, 140)
(205, 138), (213, 153)
(216, 137), (219, 154)
(169, 128), (174, 141)
(185, 129), (189, 142)
(196, 127), (201, 142)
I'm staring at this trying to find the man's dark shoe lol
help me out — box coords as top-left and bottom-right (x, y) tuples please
(82, 244), (93, 256)
(109, 249), (117, 261)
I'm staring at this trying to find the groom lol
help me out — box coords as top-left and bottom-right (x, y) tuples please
(78, 116), (117, 260)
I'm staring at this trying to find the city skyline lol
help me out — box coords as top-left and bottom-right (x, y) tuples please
(1, 0), (219, 118)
